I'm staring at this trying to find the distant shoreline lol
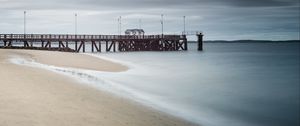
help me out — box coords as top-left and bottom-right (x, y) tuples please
(188, 40), (300, 43)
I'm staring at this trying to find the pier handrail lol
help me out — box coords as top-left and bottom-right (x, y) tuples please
(0, 34), (185, 40)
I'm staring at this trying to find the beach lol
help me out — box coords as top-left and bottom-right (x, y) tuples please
(0, 49), (196, 126)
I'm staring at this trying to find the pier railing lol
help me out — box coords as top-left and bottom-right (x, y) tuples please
(0, 34), (185, 40)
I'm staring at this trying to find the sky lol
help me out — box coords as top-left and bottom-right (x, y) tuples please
(0, 0), (299, 40)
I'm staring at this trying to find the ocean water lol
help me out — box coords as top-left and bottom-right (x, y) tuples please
(9, 42), (300, 126)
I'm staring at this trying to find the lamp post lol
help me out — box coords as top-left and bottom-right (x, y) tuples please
(183, 16), (186, 35)
(119, 16), (122, 35)
(117, 17), (120, 35)
(161, 14), (164, 35)
(24, 11), (26, 37)
(75, 13), (77, 35)
(74, 13), (78, 50)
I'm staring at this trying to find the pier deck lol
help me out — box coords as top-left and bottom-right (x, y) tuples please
(0, 34), (188, 52)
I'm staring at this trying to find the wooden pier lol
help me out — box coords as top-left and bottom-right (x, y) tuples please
(0, 34), (188, 52)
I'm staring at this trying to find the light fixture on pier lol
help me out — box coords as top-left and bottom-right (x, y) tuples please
(75, 13), (77, 35)
(119, 16), (122, 35)
(117, 16), (122, 35)
(117, 17), (119, 35)
(161, 14), (164, 35)
(183, 16), (186, 35)
(24, 11), (26, 36)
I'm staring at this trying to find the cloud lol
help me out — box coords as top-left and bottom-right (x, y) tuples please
(1, 0), (297, 10)
(0, 0), (298, 40)
(221, 0), (296, 7)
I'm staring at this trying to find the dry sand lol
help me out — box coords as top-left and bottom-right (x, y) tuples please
(0, 49), (197, 126)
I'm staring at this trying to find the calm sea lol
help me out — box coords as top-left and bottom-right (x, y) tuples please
(91, 42), (300, 126)
(9, 42), (300, 126)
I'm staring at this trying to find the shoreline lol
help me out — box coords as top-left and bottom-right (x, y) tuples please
(0, 46), (76, 52)
(0, 49), (198, 126)
(5, 49), (128, 72)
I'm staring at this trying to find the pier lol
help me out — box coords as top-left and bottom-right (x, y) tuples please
(0, 34), (188, 52)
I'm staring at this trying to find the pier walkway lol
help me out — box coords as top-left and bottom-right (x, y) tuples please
(0, 34), (188, 52)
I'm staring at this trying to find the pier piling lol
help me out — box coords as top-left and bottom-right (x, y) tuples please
(197, 33), (203, 51)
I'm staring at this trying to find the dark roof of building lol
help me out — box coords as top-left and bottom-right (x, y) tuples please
(125, 29), (145, 33)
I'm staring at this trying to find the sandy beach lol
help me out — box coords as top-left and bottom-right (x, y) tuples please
(0, 49), (197, 126)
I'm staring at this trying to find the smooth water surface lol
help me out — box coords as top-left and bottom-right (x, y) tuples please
(93, 42), (300, 126)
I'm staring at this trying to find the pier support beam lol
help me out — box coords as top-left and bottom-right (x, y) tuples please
(44, 41), (51, 48)
(75, 41), (78, 51)
(106, 41), (116, 52)
(105, 41), (108, 52)
(184, 40), (188, 51)
(118, 41), (124, 52)
(83, 41), (85, 52)
(41, 41), (44, 48)
(76, 41), (85, 52)
(66, 41), (69, 48)
(7, 40), (12, 47)
(99, 41), (101, 52)
(24, 41), (30, 47)
(3, 41), (7, 47)
(91, 41), (101, 52)
(59, 41), (65, 48)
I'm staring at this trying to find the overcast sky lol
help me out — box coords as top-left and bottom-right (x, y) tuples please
(0, 0), (299, 40)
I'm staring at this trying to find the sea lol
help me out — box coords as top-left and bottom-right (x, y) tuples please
(8, 42), (300, 126)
